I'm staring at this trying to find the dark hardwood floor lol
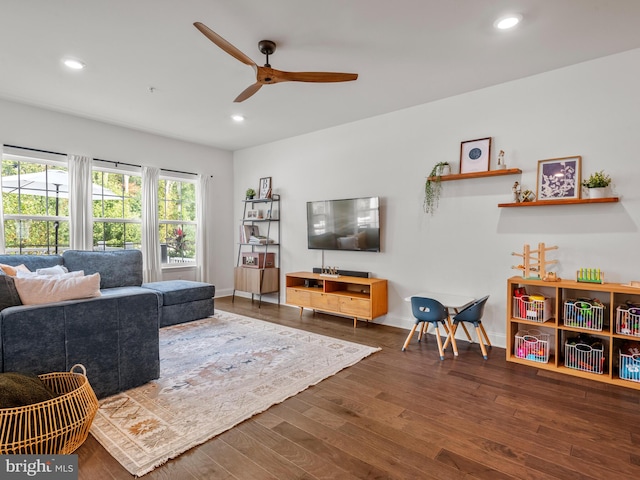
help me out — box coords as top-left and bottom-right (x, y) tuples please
(78, 296), (640, 479)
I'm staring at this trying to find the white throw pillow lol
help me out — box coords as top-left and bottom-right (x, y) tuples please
(16, 270), (84, 279)
(35, 265), (69, 275)
(14, 273), (101, 305)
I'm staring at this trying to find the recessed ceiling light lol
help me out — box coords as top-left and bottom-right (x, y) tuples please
(63, 58), (86, 70)
(494, 14), (522, 30)
(231, 114), (245, 123)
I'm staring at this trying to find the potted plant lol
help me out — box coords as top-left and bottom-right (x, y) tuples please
(424, 162), (450, 214)
(581, 170), (611, 199)
(245, 188), (256, 199)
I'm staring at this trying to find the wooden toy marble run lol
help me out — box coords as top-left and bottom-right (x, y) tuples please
(512, 243), (558, 279)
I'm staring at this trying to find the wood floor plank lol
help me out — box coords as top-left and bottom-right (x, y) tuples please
(73, 297), (640, 479)
(270, 418), (393, 480)
(196, 436), (278, 480)
(435, 448), (515, 480)
(237, 420), (360, 480)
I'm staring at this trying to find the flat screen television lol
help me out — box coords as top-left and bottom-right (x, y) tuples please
(307, 196), (380, 252)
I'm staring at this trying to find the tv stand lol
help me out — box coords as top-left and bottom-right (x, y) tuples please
(285, 271), (388, 327)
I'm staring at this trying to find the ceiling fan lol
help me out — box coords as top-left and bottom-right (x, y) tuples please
(193, 22), (358, 102)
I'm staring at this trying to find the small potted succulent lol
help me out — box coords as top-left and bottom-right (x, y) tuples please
(245, 188), (256, 200)
(581, 170), (611, 199)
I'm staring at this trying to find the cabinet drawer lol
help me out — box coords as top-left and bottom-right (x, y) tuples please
(287, 288), (312, 307)
(311, 293), (339, 311)
(339, 297), (371, 317)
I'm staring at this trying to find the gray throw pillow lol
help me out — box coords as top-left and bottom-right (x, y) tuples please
(0, 275), (22, 311)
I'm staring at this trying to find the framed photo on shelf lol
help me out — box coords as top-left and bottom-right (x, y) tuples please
(259, 177), (272, 199)
(460, 137), (491, 174)
(246, 209), (263, 219)
(536, 156), (582, 201)
(240, 225), (260, 243)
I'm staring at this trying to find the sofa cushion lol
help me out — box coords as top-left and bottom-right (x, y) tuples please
(0, 255), (63, 272)
(142, 280), (214, 306)
(0, 275), (22, 311)
(14, 273), (102, 305)
(63, 250), (143, 288)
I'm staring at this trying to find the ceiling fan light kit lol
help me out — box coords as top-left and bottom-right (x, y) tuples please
(194, 22), (358, 102)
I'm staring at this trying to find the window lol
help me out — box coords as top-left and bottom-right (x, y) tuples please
(1, 153), (69, 254)
(2, 149), (200, 268)
(92, 167), (142, 251)
(158, 177), (196, 264)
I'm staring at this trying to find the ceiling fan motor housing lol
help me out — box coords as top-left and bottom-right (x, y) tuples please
(258, 40), (276, 71)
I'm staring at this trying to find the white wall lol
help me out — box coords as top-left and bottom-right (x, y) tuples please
(233, 48), (640, 347)
(0, 98), (235, 290)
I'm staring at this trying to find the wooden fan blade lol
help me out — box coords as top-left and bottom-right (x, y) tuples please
(272, 70), (358, 83)
(234, 82), (263, 103)
(194, 22), (256, 68)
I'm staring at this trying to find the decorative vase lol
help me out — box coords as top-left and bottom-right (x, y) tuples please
(587, 187), (607, 199)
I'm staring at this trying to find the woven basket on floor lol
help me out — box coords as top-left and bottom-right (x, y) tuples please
(0, 364), (99, 454)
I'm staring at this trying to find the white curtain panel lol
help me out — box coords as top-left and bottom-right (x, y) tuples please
(196, 174), (213, 283)
(142, 166), (161, 283)
(68, 154), (94, 250)
(0, 145), (5, 253)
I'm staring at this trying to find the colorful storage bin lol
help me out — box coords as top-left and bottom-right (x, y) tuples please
(513, 294), (553, 323)
(565, 341), (604, 374)
(616, 305), (640, 337)
(564, 299), (604, 331)
(515, 330), (550, 363)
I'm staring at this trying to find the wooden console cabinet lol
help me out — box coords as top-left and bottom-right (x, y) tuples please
(507, 275), (640, 390)
(286, 272), (388, 327)
(234, 267), (279, 295)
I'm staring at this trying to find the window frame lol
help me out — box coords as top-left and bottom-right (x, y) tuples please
(91, 163), (142, 251)
(1, 151), (70, 254)
(158, 174), (198, 266)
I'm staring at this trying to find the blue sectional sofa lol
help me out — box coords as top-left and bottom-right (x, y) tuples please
(0, 250), (215, 398)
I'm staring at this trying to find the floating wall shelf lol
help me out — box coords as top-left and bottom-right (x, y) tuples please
(498, 197), (619, 208)
(428, 168), (522, 182)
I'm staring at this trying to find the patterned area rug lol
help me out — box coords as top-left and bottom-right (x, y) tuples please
(89, 311), (380, 477)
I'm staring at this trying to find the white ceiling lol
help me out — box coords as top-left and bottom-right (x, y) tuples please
(2, 0), (640, 152)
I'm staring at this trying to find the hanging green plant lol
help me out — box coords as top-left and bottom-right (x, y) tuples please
(423, 162), (450, 214)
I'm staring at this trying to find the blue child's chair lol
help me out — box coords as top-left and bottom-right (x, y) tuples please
(402, 297), (450, 360)
(450, 295), (491, 359)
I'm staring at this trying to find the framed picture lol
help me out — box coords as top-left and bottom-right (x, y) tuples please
(536, 156), (582, 201)
(259, 177), (272, 199)
(240, 225), (260, 243)
(246, 209), (260, 219)
(460, 137), (491, 174)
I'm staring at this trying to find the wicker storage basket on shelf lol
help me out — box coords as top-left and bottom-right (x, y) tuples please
(0, 364), (99, 454)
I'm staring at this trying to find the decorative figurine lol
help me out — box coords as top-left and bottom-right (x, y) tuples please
(497, 150), (506, 169)
(512, 181), (521, 203)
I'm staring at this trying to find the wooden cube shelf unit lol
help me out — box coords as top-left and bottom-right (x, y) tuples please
(507, 275), (640, 390)
(286, 272), (388, 328)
